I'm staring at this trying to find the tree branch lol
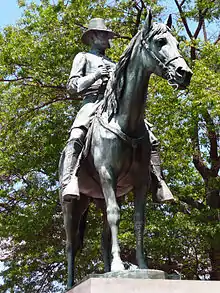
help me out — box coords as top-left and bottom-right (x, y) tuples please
(214, 33), (220, 45)
(171, 201), (191, 215)
(202, 111), (219, 174)
(202, 20), (208, 42)
(180, 196), (206, 210)
(140, 0), (146, 10)
(0, 77), (33, 82)
(117, 34), (132, 40)
(0, 76), (66, 91)
(32, 96), (82, 112)
(193, 154), (210, 180)
(73, 21), (87, 30)
(191, 121), (210, 180)
(194, 9), (208, 39)
(174, 0), (193, 39)
(171, 197), (205, 213)
(213, 157), (220, 172)
(22, 81), (66, 90)
(180, 0), (186, 6)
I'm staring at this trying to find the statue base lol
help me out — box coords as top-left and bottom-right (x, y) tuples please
(67, 278), (220, 293)
(67, 269), (177, 292)
(91, 269), (168, 279)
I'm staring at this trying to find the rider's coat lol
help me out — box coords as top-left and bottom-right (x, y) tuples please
(67, 52), (115, 129)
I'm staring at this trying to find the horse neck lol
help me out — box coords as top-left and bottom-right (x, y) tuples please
(116, 43), (151, 136)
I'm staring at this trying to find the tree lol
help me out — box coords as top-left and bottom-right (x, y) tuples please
(0, 0), (219, 292)
(146, 0), (220, 279)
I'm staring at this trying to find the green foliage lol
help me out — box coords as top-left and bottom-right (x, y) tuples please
(0, 0), (219, 291)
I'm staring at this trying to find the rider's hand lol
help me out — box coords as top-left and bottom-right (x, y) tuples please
(94, 65), (109, 80)
(106, 65), (113, 74)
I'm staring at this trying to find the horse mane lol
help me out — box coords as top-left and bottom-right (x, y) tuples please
(101, 23), (169, 121)
(101, 31), (141, 120)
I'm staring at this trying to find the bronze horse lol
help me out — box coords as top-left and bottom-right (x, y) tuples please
(59, 11), (192, 289)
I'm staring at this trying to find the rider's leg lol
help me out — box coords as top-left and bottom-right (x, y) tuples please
(148, 125), (174, 203)
(60, 127), (86, 202)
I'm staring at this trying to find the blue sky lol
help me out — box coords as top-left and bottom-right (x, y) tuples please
(0, 1), (23, 27)
(0, 0), (41, 28)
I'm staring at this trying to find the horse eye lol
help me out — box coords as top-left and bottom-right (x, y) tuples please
(177, 43), (180, 49)
(157, 38), (167, 46)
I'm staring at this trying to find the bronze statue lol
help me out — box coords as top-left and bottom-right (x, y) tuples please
(59, 14), (192, 289)
(60, 18), (173, 204)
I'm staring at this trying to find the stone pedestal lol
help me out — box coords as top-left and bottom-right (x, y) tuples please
(93, 269), (167, 279)
(67, 278), (220, 293)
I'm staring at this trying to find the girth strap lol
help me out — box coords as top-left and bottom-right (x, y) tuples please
(97, 115), (148, 148)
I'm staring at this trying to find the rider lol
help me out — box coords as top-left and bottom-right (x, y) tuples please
(60, 18), (173, 203)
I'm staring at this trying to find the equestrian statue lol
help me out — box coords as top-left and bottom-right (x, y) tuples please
(59, 12), (192, 289)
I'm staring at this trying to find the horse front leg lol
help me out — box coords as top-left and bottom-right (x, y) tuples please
(134, 186), (148, 269)
(94, 198), (111, 272)
(99, 166), (124, 271)
(102, 212), (111, 272)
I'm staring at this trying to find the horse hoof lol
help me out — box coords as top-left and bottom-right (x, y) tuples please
(111, 259), (125, 271)
(139, 263), (148, 269)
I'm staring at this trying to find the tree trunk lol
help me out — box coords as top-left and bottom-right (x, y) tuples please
(209, 242), (220, 280)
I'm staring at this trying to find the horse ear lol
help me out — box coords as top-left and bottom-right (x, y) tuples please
(143, 10), (152, 36)
(166, 14), (172, 28)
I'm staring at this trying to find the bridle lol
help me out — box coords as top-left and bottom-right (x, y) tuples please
(141, 33), (184, 74)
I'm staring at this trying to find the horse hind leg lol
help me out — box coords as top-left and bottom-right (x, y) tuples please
(62, 195), (90, 289)
(62, 202), (75, 289)
(99, 166), (124, 272)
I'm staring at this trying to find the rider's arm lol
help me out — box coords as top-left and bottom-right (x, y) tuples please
(67, 53), (102, 95)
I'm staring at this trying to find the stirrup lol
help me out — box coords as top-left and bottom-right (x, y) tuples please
(155, 179), (174, 202)
(151, 171), (174, 203)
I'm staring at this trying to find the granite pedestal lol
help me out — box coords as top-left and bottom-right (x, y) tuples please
(67, 278), (219, 293)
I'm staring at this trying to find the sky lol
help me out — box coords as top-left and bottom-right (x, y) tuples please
(0, 0), (41, 29)
(0, 1), (23, 28)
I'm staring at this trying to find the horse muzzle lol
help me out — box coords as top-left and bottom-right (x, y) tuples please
(175, 66), (193, 89)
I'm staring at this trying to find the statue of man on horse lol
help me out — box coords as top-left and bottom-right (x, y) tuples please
(60, 17), (173, 204)
(59, 13), (192, 289)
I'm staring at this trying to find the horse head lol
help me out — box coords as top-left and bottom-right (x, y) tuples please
(141, 10), (192, 89)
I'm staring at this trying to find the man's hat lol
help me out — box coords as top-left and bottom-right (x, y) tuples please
(82, 18), (116, 45)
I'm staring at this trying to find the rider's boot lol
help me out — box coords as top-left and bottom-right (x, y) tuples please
(60, 130), (85, 202)
(150, 147), (174, 203)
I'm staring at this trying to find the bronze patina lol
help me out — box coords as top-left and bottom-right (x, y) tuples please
(59, 14), (192, 289)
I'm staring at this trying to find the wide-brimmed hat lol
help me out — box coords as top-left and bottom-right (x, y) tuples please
(82, 18), (116, 45)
